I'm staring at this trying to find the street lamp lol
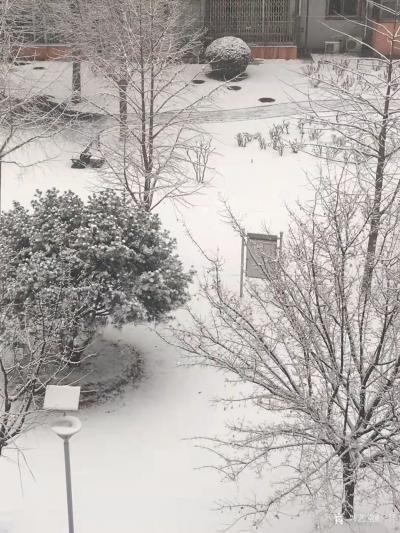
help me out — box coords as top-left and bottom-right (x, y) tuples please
(44, 385), (82, 533)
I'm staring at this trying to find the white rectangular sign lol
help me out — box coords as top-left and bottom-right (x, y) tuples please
(43, 385), (81, 412)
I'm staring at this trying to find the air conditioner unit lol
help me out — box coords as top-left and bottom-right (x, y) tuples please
(345, 38), (362, 53)
(325, 41), (341, 54)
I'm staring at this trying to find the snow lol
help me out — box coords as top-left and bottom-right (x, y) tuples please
(0, 60), (395, 533)
(205, 36), (252, 58)
(205, 36), (252, 76)
(12, 58), (311, 114)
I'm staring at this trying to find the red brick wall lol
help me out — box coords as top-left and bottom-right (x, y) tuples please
(250, 46), (297, 60)
(15, 43), (298, 62)
(14, 45), (71, 61)
(371, 21), (400, 57)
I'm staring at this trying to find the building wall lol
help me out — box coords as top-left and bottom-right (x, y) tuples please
(370, 20), (400, 57)
(298, 0), (365, 52)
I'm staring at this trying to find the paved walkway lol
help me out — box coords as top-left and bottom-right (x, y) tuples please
(156, 99), (343, 125)
(100, 99), (343, 134)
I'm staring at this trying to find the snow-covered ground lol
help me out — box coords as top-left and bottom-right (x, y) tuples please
(0, 60), (392, 533)
(12, 59), (311, 114)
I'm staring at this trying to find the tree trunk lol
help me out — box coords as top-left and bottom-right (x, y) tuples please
(0, 158), (2, 215)
(67, 351), (81, 366)
(0, 423), (7, 456)
(72, 58), (81, 104)
(66, 333), (94, 366)
(342, 453), (356, 519)
(64, 333), (83, 366)
(361, 57), (393, 293)
(72, 61), (81, 103)
(70, 0), (81, 104)
(143, 173), (152, 211)
(118, 78), (128, 140)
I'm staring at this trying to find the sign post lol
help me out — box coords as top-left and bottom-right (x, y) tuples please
(240, 235), (245, 298)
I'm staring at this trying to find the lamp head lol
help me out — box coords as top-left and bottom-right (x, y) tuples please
(51, 415), (82, 440)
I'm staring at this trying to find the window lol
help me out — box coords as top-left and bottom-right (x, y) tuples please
(328, 0), (358, 16)
(375, 1), (399, 20)
(381, 0), (398, 10)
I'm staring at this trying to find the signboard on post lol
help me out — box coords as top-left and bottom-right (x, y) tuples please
(44, 385), (81, 412)
(246, 233), (278, 279)
(240, 232), (282, 297)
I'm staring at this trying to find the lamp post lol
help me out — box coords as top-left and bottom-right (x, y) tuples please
(44, 385), (82, 533)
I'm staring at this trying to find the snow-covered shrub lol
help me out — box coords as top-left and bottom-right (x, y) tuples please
(289, 139), (303, 153)
(236, 132), (254, 147)
(236, 132), (267, 150)
(205, 36), (251, 79)
(236, 133), (246, 147)
(257, 133), (267, 150)
(0, 189), (192, 363)
(269, 124), (285, 155)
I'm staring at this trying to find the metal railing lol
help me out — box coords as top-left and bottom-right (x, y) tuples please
(206, 0), (295, 45)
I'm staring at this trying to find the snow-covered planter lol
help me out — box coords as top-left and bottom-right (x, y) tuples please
(205, 36), (251, 79)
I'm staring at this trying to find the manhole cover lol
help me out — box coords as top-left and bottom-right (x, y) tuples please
(259, 97), (275, 103)
(192, 79), (205, 84)
(227, 85), (242, 91)
(33, 66), (45, 70)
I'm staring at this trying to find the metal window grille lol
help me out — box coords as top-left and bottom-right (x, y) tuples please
(206, 0), (294, 45)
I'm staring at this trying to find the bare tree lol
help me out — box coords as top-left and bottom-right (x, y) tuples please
(0, 0), (71, 212)
(0, 254), (87, 455)
(75, 0), (214, 210)
(298, 2), (400, 297)
(48, 0), (84, 103)
(171, 7), (400, 527)
(174, 163), (400, 527)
